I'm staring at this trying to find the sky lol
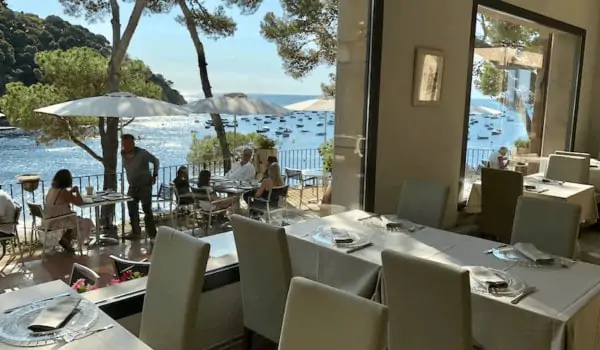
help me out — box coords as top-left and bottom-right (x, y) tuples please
(6, 0), (332, 98)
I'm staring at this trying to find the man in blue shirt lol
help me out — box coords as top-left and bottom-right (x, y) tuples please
(121, 134), (159, 240)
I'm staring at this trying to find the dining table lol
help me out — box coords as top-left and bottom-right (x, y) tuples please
(283, 209), (600, 350)
(0, 280), (151, 349)
(464, 173), (599, 223)
(77, 193), (133, 247)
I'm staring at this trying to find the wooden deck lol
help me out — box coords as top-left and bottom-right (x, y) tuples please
(0, 187), (324, 293)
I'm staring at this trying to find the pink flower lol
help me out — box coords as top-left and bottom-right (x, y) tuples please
(86, 284), (98, 291)
(71, 278), (86, 290)
(120, 270), (133, 282)
(108, 278), (122, 286)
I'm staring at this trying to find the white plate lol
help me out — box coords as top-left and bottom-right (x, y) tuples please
(465, 266), (527, 297)
(312, 227), (370, 249)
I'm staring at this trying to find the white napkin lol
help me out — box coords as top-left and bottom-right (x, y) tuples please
(468, 266), (508, 288)
(330, 228), (354, 243)
(82, 197), (93, 204)
(514, 242), (554, 264)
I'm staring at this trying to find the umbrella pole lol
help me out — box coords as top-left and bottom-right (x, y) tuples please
(233, 115), (237, 153)
(120, 119), (125, 239)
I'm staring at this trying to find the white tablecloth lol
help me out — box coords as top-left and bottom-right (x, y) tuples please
(465, 173), (599, 224)
(285, 210), (600, 350)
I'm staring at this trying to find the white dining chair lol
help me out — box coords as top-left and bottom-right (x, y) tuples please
(382, 250), (475, 350)
(139, 226), (210, 350)
(278, 277), (388, 350)
(230, 214), (292, 349)
(555, 151), (591, 165)
(397, 179), (449, 228)
(511, 196), (581, 259)
(545, 154), (589, 184)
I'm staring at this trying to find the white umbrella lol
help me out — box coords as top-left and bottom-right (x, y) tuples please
(35, 92), (190, 246)
(285, 97), (335, 143)
(285, 97), (335, 112)
(186, 92), (289, 148)
(35, 92), (191, 117)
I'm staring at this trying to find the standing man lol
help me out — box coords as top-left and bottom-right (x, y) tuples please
(121, 134), (159, 240)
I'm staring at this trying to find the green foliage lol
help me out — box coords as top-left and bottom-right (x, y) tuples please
(261, 0), (337, 94)
(255, 134), (276, 149)
(0, 47), (162, 144)
(187, 131), (268, 165)
(513, 138), (530, 149)
(474, 14), (542, 100)
(318, 139), (333, 172)
(0, 5), (185, 103)
(474, 61), (503, 98)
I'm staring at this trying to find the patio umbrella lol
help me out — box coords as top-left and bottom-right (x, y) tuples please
(285, 97), (335, 143)
(185, 93), (289, 148)
(35, 92), (191, 245)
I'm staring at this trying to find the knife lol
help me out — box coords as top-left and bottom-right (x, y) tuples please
(346, 242), (373, 254)
(510, 286), (537, 305)
(3, 292), (70, 314)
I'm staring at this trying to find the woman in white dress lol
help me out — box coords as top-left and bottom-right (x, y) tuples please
(43, 169), (95, 253)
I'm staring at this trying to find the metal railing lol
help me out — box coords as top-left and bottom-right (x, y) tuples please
(1, 148), (323, 243)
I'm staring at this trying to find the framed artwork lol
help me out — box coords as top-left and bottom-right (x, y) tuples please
(412, 48), (445, 106)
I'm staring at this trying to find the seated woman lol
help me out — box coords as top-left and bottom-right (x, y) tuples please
(244, 163), (285, 206)
(194, 170), (219, 202)
(173, 166), (195, 205)
(44, 169), (95, 253)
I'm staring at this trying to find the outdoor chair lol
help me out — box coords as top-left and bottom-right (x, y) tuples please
(152, 183), (176, 226)
(248, 185), (289, 223)
(109, 254), (151, 279)
(68, 262), (100, 286)
(33, 209), (84, 257)
(26, 202), (44, 246)
(192, 187), (238, 235)
(0, 205), (24, 265)
(285, 168), (318, 209)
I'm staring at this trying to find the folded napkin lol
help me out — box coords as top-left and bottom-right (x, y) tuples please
(82, 197), (94, 204)
(468, 266), (508, 289)
(28, 296), (81, 332)
(514, 242), (554, 264)
(331, 227), (354, 244)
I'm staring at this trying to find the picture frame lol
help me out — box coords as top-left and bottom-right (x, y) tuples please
(412, 48), (445, 106)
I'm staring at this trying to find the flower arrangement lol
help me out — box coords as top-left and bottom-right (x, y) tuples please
(109, 270), (145, 285)
(71, 279), (98, 293)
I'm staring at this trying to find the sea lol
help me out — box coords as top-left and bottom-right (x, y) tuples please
(0, 93), (528, 189)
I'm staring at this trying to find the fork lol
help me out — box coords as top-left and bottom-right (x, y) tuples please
(58, 324), (114, 344)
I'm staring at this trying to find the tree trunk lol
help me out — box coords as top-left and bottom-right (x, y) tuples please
(100, 0), (148, 225)
(178, 0), (232, 172)
(529, 37), (551, 156)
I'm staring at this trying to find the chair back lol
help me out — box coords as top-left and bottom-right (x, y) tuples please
(230, 215), (292, 342)
(69, 263), (100, 286)
(267, 185), (289, 205)
(284, 168), (302, 185)
(381, 250), (472, 350)
(397, 180), (449, 228)
(109, 255), (151, 277)
(479, 168), (523, 243)
(545, 154), (589, 184)
(157, 184), (174, 201)
(278, 277), (388, 350)
(140, 227), (210, 350)
(555, 151), (591, 165)
(511, 196), (581, 258)
(27, 202), (44, 220)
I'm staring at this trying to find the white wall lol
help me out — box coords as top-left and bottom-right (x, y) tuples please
(373, 0), (600, 225)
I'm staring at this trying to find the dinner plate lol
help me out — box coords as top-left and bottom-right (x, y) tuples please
(492, 246), (572, 268)
(465, 266), (527, 297)
(0, 299), (99, 346)
(312, 227), (370, 249)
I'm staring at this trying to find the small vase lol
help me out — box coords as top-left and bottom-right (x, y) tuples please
(16, 174), (40, 193)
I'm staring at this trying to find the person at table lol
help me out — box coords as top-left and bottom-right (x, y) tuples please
(44, 169), (95, 253)
(263, 156), (278, 179)
(0, 189), (19, 235)
(121, 133), (159, 240)
(226, 148), (255, 181)
(173, 166), (195, 205)
(488, 146), (510, 169)
(194, 169), (220, 202)
(244, 162), (285, 204)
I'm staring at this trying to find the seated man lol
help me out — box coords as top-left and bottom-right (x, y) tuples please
(488, 146), (509, 170)
(226, 148), (256, 181)
(0, 189), (18, 235)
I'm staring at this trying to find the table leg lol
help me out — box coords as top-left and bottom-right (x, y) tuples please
(87, 206), (118, 248)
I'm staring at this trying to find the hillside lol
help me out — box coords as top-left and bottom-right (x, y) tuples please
(0, 5), (186, 104)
